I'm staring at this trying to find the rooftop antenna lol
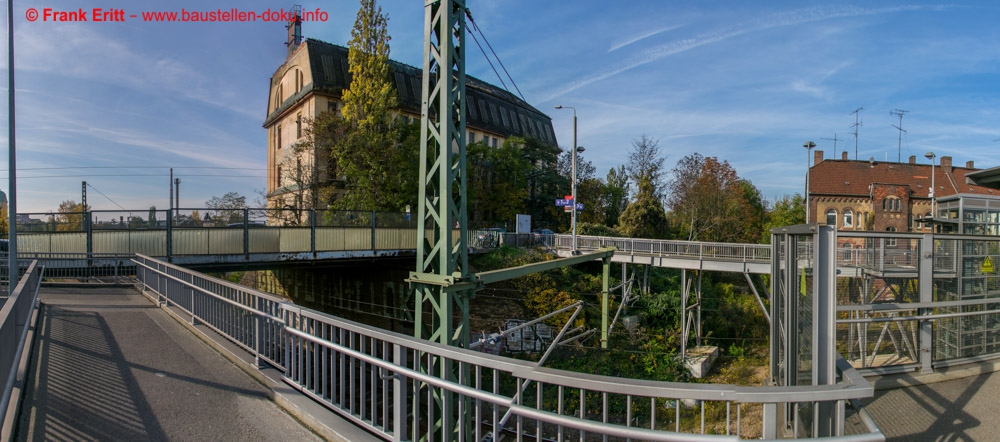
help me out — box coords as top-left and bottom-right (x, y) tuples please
(850, 106), (863, 160)
(890, 109), (908, 162)
(821, 134), (841, 158)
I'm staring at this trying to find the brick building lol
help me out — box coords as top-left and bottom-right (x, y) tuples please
(808, 150), (1000, 235)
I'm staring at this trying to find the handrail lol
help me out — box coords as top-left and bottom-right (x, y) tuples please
(135, 254), (881, 441)
(1, 260), (43, 440)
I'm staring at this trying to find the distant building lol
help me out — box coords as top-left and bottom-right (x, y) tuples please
(808, 150), (1000, 235)
(264, 16), (557, 213)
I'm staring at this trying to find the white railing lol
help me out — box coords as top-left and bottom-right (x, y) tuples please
(133, 254), (881, 441)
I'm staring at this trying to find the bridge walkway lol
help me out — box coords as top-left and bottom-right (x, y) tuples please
(12, 286), (324, 441)
(846, 363), (1000, 440)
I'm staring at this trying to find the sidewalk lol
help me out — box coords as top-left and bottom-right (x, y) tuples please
(13, 286), (321, 441)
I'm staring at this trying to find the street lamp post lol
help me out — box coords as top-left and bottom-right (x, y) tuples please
(925, 152), (936, 226)
(804, 141), (816, 223)
(555, 105), (579, 253)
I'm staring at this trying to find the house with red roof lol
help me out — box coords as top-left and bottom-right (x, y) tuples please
(808, 150), (1000, 235)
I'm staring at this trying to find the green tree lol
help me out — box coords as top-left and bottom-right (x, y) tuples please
(467, 139), (531, 227)
(618, 176), (669, 239)
(764, 194), (805, 243)
(602, 165), (629, 227)
(521, 137), (566, 230)
(331, 0), (413, 211)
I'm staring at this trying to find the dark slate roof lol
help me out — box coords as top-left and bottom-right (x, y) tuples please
(810, 157), (1000, 199)
(265, 39), (557, 146)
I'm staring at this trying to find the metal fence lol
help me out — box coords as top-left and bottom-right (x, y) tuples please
(0, 261), (43, 440)
(133, 254), (881, 441)
(557, 234), (772, 263)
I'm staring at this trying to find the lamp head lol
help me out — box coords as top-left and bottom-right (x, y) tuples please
(576, 146), (585, 153)
(803, 141), (816, 149)
(554, 105), (563, 109)
(924, 152), (936, 160)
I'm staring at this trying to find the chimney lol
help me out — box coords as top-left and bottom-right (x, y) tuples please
(814, 150), (824, 166)
(940, 156), (952, 169)
(967, 161), (975, 169)
(286, 5), (303, 57)
(908, 155), (916, 164)
(841, 151), (848, 160)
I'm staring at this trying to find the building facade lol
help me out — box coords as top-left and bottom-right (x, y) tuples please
(808, 150), (1000, 234)
(264, 25), (557, 216)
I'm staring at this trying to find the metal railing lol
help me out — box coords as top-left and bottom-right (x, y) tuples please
(554, 234), (772, 263)
(1, 261), (43, 440)
(133, 254), (880, 440)
(1, 253), (134, 282)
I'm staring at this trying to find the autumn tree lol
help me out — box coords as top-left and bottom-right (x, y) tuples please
(521, 137), (567, 230)
(666, 154), (767, 243)
(55, 200), (90, 231)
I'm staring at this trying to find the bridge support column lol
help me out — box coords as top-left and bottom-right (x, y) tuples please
(919, 233), (934, 373)
(601, 255), (610, 349)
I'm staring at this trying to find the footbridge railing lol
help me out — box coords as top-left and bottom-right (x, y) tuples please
(551, 234), (771, 263)
(1, 261), (44, 440)
(133, 253), (880, 440)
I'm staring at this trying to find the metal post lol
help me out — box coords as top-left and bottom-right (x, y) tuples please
(600, 256), (610, 349)
(919, 233), (934, 373)
(815, 225), (838, 436)
(243, 208), (250, 255)
(169, 168), (174, 215)
(166, 209), (173, 262)
(804, 141), (815, 223)
(393, 343), (408, 442)
(554, 105), (579, 253)
(571, 113), (578, 253)
(7, 0), (17, 292)
(310, 209), (316, 253)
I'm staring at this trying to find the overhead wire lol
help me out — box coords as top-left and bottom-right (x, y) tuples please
(465, 9), (527, 102)
(85, 183), (129, 212)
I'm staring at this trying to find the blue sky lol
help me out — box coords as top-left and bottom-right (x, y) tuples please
(3, 0), (1000, 213)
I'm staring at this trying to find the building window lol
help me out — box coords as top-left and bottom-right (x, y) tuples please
(468, 131), (475, 143)
(275, 125), (282, 149)
(327, 102), (336, 114)
(274, 85), (282, 111)
(886, 227), (897, 246)
(883, 197), (901, 212)
(276, 166), (283, 188)
(842, 243), (853, 262)
(826, 209), (837, 226)
(492, 137), (498, 148)
(296, 114), (302, 139)
(843, 209), (853, 228)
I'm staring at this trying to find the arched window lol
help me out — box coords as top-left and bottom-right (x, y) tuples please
(843, 209), (854, 228)
(826, 209), (837, 226)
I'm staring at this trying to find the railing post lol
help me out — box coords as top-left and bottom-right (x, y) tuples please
(392, 342), (408, 442)
(255, 296), (264, 367)
(919, 234), (934, 373)
(166, 209), (173, 263)
(310, 210), (316, 253)
(243, 208), (250, 256)
(371, 211), (377, 252)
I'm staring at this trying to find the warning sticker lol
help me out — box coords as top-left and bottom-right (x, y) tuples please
(983, 256), (995, 274)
